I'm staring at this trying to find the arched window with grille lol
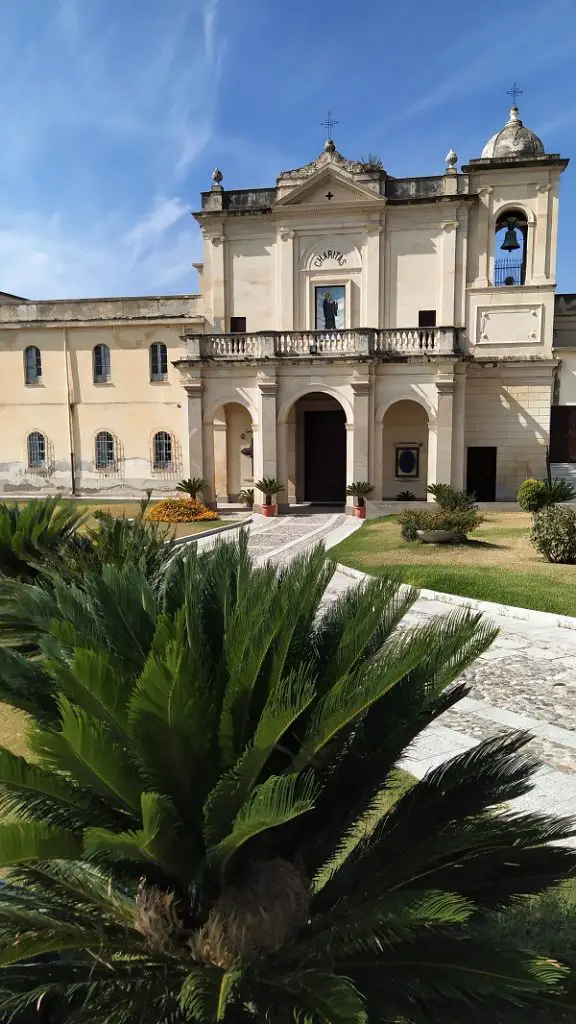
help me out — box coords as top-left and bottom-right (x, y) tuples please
(93, 344), (111, 383)
(94, 430), (116, 471)
(150, 342), (168, 382)
(152, 431), (173, 470)
(27, 431), (46, 470)
(494, 208), (528, 286)
(24, 346), (42, 385)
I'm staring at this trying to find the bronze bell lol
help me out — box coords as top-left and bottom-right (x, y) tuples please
(501, 220), (521, 252)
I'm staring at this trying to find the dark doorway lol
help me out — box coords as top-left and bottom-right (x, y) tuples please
(467, 447), (497, 501)
(304, 410), (346, 503)
(550, 406), (576, 462)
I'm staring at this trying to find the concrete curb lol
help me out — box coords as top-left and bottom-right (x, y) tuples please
(335, 561), (576, 631)
(173, 516), (252, 547)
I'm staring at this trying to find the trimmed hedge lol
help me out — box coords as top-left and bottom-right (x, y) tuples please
(399, 508), (484, 542)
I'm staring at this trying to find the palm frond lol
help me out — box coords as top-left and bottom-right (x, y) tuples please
(204, 665), (316, 844)
(0, 821), (81, 866)
(30, 697), (143, 815)
(208, 772), (320, 878)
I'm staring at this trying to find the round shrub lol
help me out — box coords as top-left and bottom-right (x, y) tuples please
(517, 478), (547, 513)
(146, 498), (220, 523)
(530, 505), (576, 564)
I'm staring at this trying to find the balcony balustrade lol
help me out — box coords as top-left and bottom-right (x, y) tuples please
(180, 327), (458, 361)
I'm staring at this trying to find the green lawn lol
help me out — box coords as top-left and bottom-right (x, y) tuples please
(331, 513), (576, 616)
(1, 499), (236, 539)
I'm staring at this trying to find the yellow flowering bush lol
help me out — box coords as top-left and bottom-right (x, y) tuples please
(145, 498), (220, 523)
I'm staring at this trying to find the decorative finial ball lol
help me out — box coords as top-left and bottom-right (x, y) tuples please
(324, 139), (336, 153)
(212, 166), (223, 185)
(445, 148), (458, 169)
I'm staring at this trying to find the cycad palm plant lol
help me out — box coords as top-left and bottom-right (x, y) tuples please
(0, 536), (574, 1022)
(0, 497), (85, 581)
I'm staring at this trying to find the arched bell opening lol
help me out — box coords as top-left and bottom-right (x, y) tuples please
(494, 209), (528, 286)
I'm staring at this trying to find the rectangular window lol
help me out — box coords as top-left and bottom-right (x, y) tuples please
(150, 343), (168, 382)
(418, 310), (436, 327)
(230, 317), (246, 333)
(24, 347), (42, 385)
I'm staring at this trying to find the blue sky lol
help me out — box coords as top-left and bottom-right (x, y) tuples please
(1, 0), (575, 299)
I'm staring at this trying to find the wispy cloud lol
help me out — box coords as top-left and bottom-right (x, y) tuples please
(0, 195), (199, 299)
(0, 0), (222, 297)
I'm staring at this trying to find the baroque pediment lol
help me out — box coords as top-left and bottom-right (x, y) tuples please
(278, 145), (370, 182)
(275, 168), (385, 208)
(275, 142), (385, 206)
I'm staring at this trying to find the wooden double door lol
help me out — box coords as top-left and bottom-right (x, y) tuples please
(304, 410), (346, 504)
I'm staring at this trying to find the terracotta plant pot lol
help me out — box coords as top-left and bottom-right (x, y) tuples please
(354, 506), (367, 519)
(262, 504), (276, 518)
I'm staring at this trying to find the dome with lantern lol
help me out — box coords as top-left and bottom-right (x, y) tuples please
(480, 104), (545, 160)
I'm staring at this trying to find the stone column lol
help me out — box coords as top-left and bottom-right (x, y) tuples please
(254, 379), (278, 509)
(438, 220), (458, 325)
(430, 376), (455, 486)
(183, 382), (210, 497)
(278, 228), (295, 330)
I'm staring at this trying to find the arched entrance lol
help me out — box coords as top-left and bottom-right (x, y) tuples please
(213, 402), (254, 501)
(382, 400), (429, 499)
(290, 392), (347, 504)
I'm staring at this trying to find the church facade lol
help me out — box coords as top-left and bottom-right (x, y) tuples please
(1, 103), (576, 507)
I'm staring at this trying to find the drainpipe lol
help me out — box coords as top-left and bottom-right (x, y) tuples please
(63, 327), (77, 494)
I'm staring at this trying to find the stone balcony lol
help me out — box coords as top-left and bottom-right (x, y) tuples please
(179, 327), (459, 362)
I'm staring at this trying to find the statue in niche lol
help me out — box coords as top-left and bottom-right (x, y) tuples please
(315, 285), (345, 330)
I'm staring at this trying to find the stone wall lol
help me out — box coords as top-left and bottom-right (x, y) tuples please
(464, 366), (554, 499)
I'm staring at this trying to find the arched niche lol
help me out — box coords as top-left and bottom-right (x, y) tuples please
(381, 400), (430, 500)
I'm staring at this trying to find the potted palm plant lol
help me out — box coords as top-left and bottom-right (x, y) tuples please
(238, 487), (254, 509)
(255, 477), (284, 517)
(346, 480), (375, 518)
(175, 476), (208, 500)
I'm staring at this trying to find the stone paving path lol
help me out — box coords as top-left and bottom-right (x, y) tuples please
(198, 513), (576, 825)
(324, 569), (576, 825)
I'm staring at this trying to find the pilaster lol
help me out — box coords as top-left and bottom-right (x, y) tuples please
(184, 382), (209, 496)
(278, 228), (295, 330)
(438, 219), (458, 325)
(430, 375), (455, 487)
(476, 186), (493, 288)
(533, 182), (551, 283)
(213, 422), (228, 499)
(207, 231), (226, 332)
(451, 368), (466, 489)
(363, 220), (382, 326)
(350, 380), (371, 505)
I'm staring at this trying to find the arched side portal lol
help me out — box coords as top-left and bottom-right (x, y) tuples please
(213, 402), (254, 501)
(382, 400), (429, 500)
(288, 392), (347, 505)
